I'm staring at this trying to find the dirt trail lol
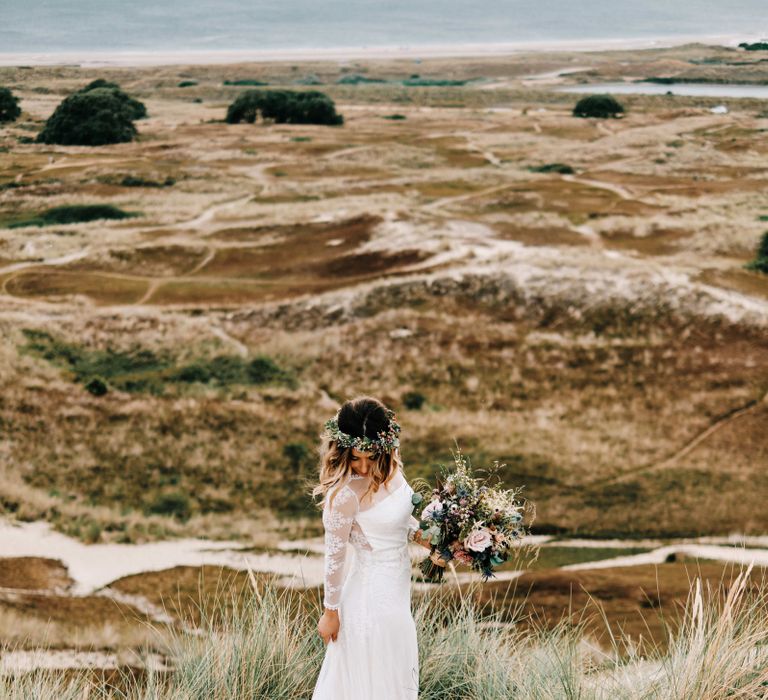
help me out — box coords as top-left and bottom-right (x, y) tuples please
(591, 389), (768, 487)
(561, 173), (636, 200)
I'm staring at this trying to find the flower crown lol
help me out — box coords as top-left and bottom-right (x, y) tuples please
(324, 408), (401, 454)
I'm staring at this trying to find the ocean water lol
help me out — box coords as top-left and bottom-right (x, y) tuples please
(1, 0), (767, 54)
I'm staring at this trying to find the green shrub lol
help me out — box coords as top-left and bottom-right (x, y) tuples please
(283, 442), (311, 473)
(223, 79), (268, 86)
(572, 94), (625, 118)
(403, 390), (426, 410)
(739, 41), (768, 51)
(383, 114), (407, 120)
(336, 74), (385, 85)
(174, 362), (213, 383)
(529, 163), (575, 174)
(745, 231), (768, 274)
(36, 88), (139, 145)
(756, 231), (768, 259)
(77, 79), (147, 119)
(119, 175), (175, 187)
(402, 77), (469, 86)
(7, 204), (138, 228)
(225, 89), (343, 126)
(81, 78), (120, 91)
(84, 376), (108, 397)
(247, 355), (290, 384)
(21, 330), (297, 393)
(294, 75), (322, 86)
(0, 87), (21, 123)
(178, 80), (198, 88)
(146, 491), (192, 520)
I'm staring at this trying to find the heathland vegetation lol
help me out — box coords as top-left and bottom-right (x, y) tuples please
(0, 44), (767, 681)
(1, 44), (767, 546)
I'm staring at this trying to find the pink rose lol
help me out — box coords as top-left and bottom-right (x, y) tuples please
(420, 500), (444, 520)
(463, 527), (492, 553)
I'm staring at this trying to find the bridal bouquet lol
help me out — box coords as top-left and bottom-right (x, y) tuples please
(411, 449), (527, 583)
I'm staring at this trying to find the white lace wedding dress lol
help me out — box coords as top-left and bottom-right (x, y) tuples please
(312, 467), (420, 699)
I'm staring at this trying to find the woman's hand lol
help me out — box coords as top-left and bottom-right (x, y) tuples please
(317, 609), (340, 645)
(430, 550), (448, 568)
(412, 529), (447, 566)
(411, 528), (433, 552)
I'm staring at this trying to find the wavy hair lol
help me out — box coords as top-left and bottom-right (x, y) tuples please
(311, 395), (404, 511)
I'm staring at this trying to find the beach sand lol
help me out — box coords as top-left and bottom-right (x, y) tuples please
(0, 33), (752, 67)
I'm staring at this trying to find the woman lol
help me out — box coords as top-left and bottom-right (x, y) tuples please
(311, 395), (443, 700)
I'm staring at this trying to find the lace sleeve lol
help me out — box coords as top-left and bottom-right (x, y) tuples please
(322, 484), (359, 610)
(407, 514), (420, 541)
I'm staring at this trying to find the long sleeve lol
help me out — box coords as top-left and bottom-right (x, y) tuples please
(322, 484), (359, 610)
(407, 514), (420, 541)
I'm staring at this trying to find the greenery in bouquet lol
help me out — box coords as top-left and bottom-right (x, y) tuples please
(410, 448), (528, 583)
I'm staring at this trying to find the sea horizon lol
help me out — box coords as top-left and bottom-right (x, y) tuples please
(1, 0), (767, 66)
(0, 33), (762, 68)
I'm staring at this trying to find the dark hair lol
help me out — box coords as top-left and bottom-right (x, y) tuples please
(337, 395), (390, 444)
(312, 395), (403, 510)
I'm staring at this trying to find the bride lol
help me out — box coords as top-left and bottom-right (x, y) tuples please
(311, 395), (443, 699)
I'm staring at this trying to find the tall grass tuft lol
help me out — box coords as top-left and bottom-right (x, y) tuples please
(0, 565), (767, 698)
(653, 563), (768, 699)
(154, 572), (322, 699)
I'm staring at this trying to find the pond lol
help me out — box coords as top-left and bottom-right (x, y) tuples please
(557, 81), (768, 99)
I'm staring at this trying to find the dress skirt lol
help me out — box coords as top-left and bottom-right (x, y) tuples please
(312, 544), (419, 699)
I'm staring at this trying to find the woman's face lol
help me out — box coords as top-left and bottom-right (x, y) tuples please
(349, 447), (378, 476)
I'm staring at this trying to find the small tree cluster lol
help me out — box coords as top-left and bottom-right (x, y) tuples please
(573, 94), (625, 119)
(0, 87), (21, 123)
(739, 41), (768, 51)
(225, 89), (343, 126)
(36, 79), (147, 146)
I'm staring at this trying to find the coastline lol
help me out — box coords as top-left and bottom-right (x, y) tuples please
(0, 32), (754, 68)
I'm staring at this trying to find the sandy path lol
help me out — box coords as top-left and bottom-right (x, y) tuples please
(3, 518), (766, 600)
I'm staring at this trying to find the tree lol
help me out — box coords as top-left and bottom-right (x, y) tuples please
(573, 94), (625, 119)
(36, 88), (138, 146)
(77, 79), (147, 120)
(226, 89), (343, 126)
(81, 78), (121, 92)
(0, 87), (21, 123)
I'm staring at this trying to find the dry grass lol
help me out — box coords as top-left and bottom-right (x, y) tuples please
(0, 44), (766, 547)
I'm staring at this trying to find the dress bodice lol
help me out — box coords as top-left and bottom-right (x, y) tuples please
(320, 467), (419, 609)
(354, 478), (415, 552)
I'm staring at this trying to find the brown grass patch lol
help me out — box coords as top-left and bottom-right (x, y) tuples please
(601, 227), (696, 255)
(64, 246), (210, 277)
(493, 222), (591, 247)
(110, 565), (288, 627)
(471, 561), (767, 652)
(0, 557), (72, 591)
(480, 179), (658, 218)
(694, 267), (768, 301)
(4, 271), (148, 305)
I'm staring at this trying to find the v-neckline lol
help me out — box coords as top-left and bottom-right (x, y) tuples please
(356, 478), (407, 515)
